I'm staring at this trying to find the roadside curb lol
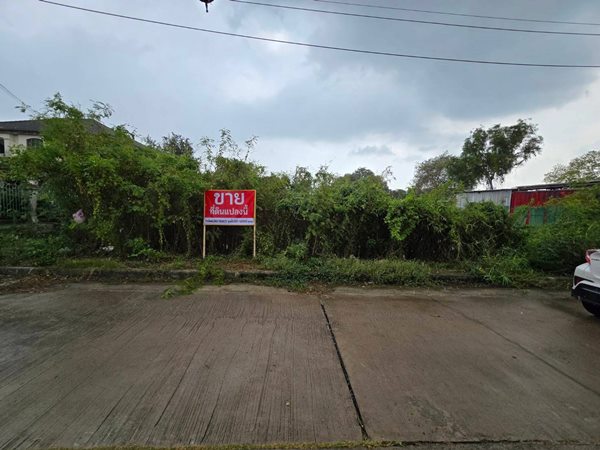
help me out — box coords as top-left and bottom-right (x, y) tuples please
(0, 266), (276, 282)
(0, 266), (570, 288)
(430, 272), (480, 284)
(0, 266), (479, 284)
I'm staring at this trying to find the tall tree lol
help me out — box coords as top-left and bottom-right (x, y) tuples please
(411, 152), (457, 193)
(345, 167), (390, 190)
(449, 120), (543, 190)
(161, 133), (195, 158)
(544, 150), (600, 183)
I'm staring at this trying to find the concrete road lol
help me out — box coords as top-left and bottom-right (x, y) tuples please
(324, 288), (600, 442)
(0, 283), (598, 449)
(0, 284), (360, 449)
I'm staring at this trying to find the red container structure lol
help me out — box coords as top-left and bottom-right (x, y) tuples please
(509, 184), (575, 225)
(456, 180), (588, 225)
(458, 181), (598, 225)
(509, 189), (574, 213)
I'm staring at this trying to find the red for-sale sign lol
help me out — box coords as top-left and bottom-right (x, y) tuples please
(204, 190), (256, 226)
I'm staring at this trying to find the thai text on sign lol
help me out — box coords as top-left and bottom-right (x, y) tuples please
(204, 190), (256, 225)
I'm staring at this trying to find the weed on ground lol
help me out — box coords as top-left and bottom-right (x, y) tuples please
(161, 258), (225, 299)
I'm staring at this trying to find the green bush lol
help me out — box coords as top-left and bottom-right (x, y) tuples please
(524, 188), (600, 273)
(386, 190), (456, 260)
(386, 189), (520, 261)
(9, 94), (206, 256)
(283, 242), (308, 260)
(126, 237), (167, 262)
(276, 167), (396, 258)
(3, 93), (594, 278)
(455, 202), (524, 259)
(0, 227), (69, 266)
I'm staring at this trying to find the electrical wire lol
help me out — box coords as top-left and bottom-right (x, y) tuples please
(0, 81), (32, 111)
(311, 0), (600, 28)
(229, 0), (600, 37)
(38, 0), (600, 69)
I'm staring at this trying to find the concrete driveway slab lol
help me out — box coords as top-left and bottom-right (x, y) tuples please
(324, 288), (600, 443)
(0, 284), (361, 449)
(439, 288), (600, 391)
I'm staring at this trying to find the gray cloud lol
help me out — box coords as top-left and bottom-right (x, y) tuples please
(350, 145), (394, 157)
(1, 0), (600, 188)
(305, 0), (599, 120)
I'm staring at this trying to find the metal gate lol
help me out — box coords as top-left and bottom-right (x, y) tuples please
(0, 182), (30, 221)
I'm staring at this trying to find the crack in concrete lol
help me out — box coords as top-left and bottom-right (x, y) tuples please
(319, 299), (369, 440)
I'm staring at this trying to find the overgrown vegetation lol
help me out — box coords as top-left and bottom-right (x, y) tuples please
(161, 258), (225, 299)
(0, 227), (68, 266)
(262, 256), (433, 290)
(524, 188), (600, 273)
(1, 95), (598, 288)
(467, 250), (536, 287)
(386, 189), (523, 261)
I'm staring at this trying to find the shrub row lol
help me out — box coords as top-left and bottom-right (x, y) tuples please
(2, 96), (599, 275)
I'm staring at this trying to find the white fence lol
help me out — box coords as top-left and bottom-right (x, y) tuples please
(0, 182), (37, 222)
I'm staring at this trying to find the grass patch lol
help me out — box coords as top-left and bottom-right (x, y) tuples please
(56, 258), (124, 269)
(261, 256), (434, 290)
(0, 228), (569, 291)
(0, 227), (67, 267)
(161, 258), (225, 299)
(463, 251), (570, 289)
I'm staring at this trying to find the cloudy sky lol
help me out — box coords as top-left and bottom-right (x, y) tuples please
(1, 0), (600, 189)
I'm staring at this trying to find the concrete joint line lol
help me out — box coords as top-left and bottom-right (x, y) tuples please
(319, 299), (369, 440)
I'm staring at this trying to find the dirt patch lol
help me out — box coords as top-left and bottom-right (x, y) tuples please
(0, 275), (67, 295)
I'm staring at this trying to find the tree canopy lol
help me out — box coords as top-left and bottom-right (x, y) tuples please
(410, 152), (457, 194)
(449, 120), (543, 190)
(160, 133), (195, 158)
(544, 150), (600, 183)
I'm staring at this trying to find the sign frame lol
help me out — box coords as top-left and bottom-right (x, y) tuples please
(202, 189), (257, 258)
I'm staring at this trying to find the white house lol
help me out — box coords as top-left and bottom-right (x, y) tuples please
(0, 120), (44, 157)
(0, 119), (142, 222)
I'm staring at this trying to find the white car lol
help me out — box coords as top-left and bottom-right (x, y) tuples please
(572, 249), (600, 317)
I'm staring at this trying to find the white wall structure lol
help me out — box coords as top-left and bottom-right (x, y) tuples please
(456, 189), (513, 210)
(0, 121), (44, 222)
(0, 121), (43, 157)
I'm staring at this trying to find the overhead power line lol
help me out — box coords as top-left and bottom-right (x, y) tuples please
(229, 0), (600, 37)
(0, 81), (32, 111)
(38, 0), (600, 69)
(311, 0), (600, 28)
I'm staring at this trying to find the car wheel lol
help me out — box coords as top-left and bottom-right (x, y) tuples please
(581, 300), (600, 317)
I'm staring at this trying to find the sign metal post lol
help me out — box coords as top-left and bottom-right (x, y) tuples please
(202, 224), (206, 259)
